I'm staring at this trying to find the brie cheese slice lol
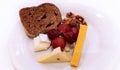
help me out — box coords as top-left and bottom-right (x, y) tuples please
(33, 34), (51, 52)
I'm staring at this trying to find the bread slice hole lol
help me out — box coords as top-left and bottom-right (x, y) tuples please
(54, 12), (58, 16)
(28, 24), (30, 27)
(37, 20), (40, 22)
(41, 14), (46, 19)
(28, 13), (31, 16)
(46, 23), (52, 28)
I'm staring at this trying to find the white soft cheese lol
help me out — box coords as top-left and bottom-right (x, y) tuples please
(39, 34), (51, 43)
(34, 34), (51, 52)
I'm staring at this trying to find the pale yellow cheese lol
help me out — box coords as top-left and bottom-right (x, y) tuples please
(70, 25), (88, 67)
(37, 47), (71, 63)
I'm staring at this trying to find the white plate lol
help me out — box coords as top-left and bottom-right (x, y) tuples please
(8, 2), (120, 70)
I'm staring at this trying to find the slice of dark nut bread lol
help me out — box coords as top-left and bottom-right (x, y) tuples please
(19, 3), (62, 38)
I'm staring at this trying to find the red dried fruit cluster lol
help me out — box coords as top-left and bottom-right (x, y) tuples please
(47, 29), (60, 40)
(58, 24), (71, 33)
(47, 12), (85, 51)
(47, 23), (79, 51)
(52, 37), (66, 51)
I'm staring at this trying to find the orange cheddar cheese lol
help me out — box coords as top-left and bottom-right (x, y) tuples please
(70, 25), (88, 67)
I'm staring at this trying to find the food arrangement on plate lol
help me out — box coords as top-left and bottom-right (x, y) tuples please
(19, 3), (88, 67)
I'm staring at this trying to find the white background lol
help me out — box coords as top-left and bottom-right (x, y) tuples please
(0, 0), (120, 70)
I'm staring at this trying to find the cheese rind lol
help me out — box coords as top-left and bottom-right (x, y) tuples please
(70, 25), (88, 67)
(37, 47), (71, 63)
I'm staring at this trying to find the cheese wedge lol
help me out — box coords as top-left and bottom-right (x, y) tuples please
(38, 47), (71, 63)
(34, 34), (51, 52)
(70, 25), (88, 67)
